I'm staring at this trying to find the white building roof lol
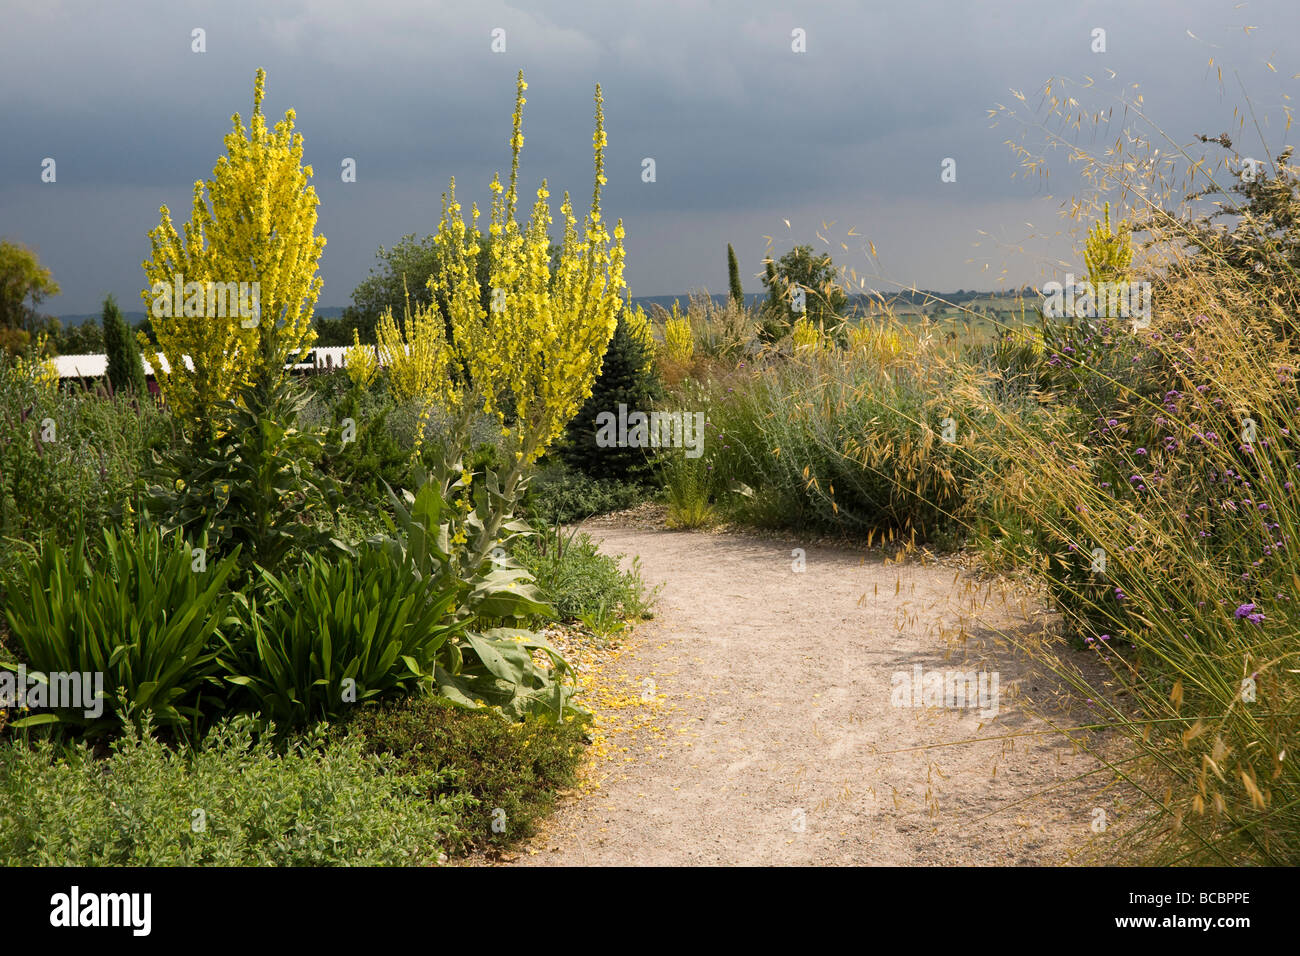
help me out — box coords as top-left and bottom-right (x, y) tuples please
(54, 346), (361, 379)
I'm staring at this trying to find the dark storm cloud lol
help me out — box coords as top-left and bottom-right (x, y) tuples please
(2, 0), (1297, 313)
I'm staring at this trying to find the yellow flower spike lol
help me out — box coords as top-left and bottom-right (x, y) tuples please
(400, 72), (627, 480)
(141, 68), (323, 431)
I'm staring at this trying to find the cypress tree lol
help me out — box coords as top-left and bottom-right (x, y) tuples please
(102, 293), (147, 394)
(727, 243), (744, 308)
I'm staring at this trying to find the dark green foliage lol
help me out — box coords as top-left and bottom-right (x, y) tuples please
(525, 461), (646, 524)
(311, 314), (360, 346)
(345, 234), (438, 341)
(560, 309), (663, 483)
(727, 243), (744, 307)
(760, 244), (847, 333)
(101, 294), (147, 394)
(316, 384), (413, 508)
(343, 695), (589, 850)
(223, 546), (465, 727)
(758, 258), (787, 343)
(54, 319), (104, 356)
(332, 232), (497, 345)
(143, 370), (347, 585)
(2, 521), (239, 735)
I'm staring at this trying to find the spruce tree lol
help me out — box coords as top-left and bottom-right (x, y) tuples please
(561, 308), (662, 483)
(102, 294), (147, 394)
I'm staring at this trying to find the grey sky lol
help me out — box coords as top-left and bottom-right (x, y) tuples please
(2, 0), (1297, 315)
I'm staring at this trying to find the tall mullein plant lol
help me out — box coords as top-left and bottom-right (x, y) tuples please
(391, 72), (625, 575)
(141, 69), (324, 442)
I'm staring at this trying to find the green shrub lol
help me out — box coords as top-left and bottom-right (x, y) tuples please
(343, 696), (589, 850)
(759, 244), (847, 335)
(658, 439), (722, 530)
(513, 525), (656, 628)
(0, 717), (466, 865)
(525, 461), (646, 523)
(0, 369), (168, 552)
(2, 522), (239, 734)
(315, 385), (413, 508)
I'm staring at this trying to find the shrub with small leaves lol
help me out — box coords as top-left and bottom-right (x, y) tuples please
(343, 696), (589, 851)
(0, 717), (467, 865)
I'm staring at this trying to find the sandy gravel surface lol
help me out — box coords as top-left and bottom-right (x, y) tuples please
(511, 527), (1120, 866)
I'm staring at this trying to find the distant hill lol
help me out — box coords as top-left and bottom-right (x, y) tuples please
(57, 293), (1042, 327)
(624, 290), (1040, 316)
(56, 306), (353, 327)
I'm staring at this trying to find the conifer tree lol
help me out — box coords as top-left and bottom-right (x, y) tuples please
(727, 243), (744, 308)
(102, 293), (148, 394)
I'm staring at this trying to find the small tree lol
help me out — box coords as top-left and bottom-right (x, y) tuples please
(349, 234), (439, 341)
(727, 243), (744, 308)
(0, 240), (60, 337)
(760, 245), (847, 333)
(55, 320), (104, 356)
(1161, 139), (1300, 329)
(102, 294), (147, 394)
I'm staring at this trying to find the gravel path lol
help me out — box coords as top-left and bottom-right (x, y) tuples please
(512, 528), (1113, 866)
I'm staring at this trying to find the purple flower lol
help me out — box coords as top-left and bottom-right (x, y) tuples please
(1235, 603), (1260, 621)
